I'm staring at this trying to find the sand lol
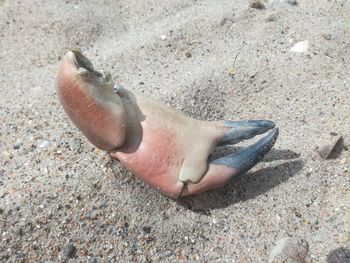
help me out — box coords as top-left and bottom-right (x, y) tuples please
(0, 0), (349, 262)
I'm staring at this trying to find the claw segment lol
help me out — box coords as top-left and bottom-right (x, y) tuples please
(212, 128), (279, 175)
(219, 120), (276, 146)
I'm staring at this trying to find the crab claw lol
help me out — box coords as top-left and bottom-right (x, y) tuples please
(56, 51), (279, 199)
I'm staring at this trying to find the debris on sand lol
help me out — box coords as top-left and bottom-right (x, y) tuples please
(322, 33), (332, 40)
(250, 0), (266, 9)
(228, 67), (236, 76)
(268, 0), (297, 6)
(185, 51), (192, 58)
(268, 237), (309, 263)
(290, 40), (309, 53)
(317, 134), (343, 159)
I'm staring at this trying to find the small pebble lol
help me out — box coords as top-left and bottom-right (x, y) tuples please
(250, 0), (266, 9)
(322, 33), (332, 40)
(185, 51), (192, 58)
(160, 35), (167, 40)
(317, 135), (342, 159)
(13, 144), (20, 150)
(268, 0), (297, 5)
(38, 140), (49, 148)
(290, 40), (309, 53)
(228, 67), (236, 76)
(142, 226), (151, 234)
(220, 18), (229, 26)
(64, 243), (77, 258)
(265, 15), (277, 22)
(15, 228), (23, 236)
(268, 237), (309, 263)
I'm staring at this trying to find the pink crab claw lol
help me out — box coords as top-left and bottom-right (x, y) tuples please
(56, 50), (279, 199)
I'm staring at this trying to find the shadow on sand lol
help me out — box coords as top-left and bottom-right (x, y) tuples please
(327, 247), (350, 263)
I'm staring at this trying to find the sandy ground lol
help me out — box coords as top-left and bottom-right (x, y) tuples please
(1, 0), (349, 262)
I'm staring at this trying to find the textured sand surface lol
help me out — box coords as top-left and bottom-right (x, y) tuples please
(1, 0), (349, 262)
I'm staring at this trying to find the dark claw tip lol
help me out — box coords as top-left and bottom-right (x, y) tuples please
(212, 127), (279, 175)
(220, 120), (277, 146)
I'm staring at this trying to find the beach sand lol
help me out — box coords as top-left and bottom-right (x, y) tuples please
(0, 0), (349, 261)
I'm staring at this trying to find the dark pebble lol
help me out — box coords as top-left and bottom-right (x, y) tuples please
(250, 0), (265, 9)
(220, 18), (229, 26)
(185, 51), (192, 58)
(13, 144), (20, 150)
(142, 226), (152, 234)
(15, 228), (23, 236)
(64, 243), (77, 258)
(287, 0), (298, 5)
(99, 203), (108, 208)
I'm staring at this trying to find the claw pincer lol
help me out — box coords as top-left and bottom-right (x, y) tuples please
(56, 50), (279, 198)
